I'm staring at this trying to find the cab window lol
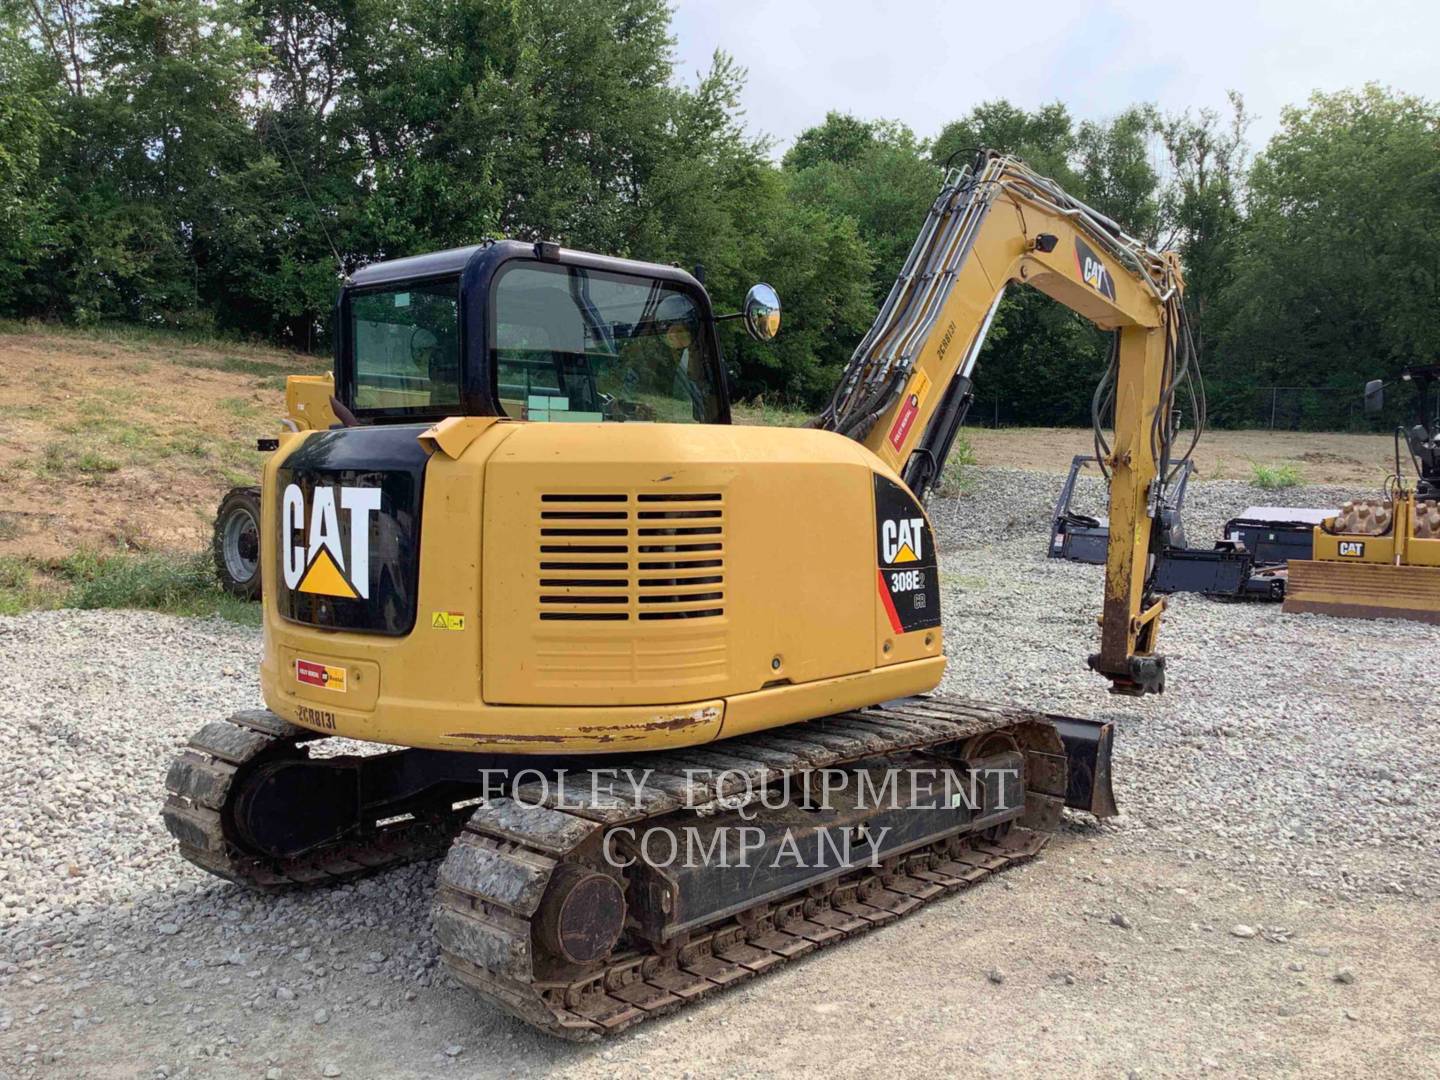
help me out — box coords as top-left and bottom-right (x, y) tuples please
(492, 263), (720, 423)
(351, 278), (461, 412)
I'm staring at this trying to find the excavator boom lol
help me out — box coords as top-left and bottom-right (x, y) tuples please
(820, 152), (1198, 694)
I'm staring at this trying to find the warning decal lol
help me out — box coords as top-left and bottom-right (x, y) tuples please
(431, 611), (466, 631)
(887, 394), (920, 451)
(295, 658), (347, 693)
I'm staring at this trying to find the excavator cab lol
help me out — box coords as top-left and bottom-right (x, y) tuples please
(330, 239), (781, 430)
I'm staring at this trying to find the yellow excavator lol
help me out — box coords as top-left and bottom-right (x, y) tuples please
(164, 151), (1199, 1038)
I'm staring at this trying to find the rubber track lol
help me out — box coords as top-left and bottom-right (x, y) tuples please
(161, 710), (463, 889)
(433, 695), (1070, 1040)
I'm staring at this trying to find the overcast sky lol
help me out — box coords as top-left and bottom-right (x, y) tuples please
(670, 0), (1439, 156)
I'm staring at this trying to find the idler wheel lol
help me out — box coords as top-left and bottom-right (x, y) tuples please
(536, 863), (626, 965)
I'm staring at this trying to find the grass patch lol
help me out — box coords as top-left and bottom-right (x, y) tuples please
(46, 550), (259, 624)
(76, 449), (122, 474)
(164, 432), (213, 459)
(0, 317), (292, 358)
(936, 433), (978, 496)
(218, 396), (263, 418)
(185, 354), (300, 377)
(37, 442), (122, 476)
(1249, 461), (1303, 490)
(0, 512), (21, 542)
(731, 398), (814, 427)
(1, 548), (258, 625)
(0, 556), (40, 615)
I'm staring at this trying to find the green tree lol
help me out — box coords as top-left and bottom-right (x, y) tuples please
(0, 2), (61, 313)
(1075, 105), (1159, 241)
(784, 112), (939, 302)
(1154, 92), (1250, 418)
(1222, 85), (1440, 427)
(931, 99), (1078, 181)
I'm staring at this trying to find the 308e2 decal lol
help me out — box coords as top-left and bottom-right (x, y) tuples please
(873, 475), (941, 635)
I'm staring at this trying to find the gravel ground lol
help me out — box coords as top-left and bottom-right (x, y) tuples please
(932, 467), (1440, 901)
(2, 466), (1438, 1078)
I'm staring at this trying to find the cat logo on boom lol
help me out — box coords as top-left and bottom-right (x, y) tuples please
(1074, 237), (1116, 300)
(281, 483), (382, 599)
(881, 518), (925, 564)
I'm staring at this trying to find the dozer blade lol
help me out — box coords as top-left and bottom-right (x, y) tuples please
(1283, 559), (1440, 625)
(1050, 716), (1119, 818)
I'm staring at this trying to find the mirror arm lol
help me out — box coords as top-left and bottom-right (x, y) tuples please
(712, 311), (746, 323)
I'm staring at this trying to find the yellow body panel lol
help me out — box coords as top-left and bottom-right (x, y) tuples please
(284, 375), (338, 430)
(1308, 495), (1440, 566)
(1284, 560), (1440, 625)
(1409, 535), (1440, 568)
(259, 422), (945, 753)
(1310, 529), (1397, 563)
(257, 153), (1186, 749)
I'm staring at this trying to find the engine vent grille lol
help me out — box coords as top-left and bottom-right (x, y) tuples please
(538, 492), (725, 621)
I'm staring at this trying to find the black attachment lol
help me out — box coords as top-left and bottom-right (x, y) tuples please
(1049, 717), (1119, 818)
(1048, 455), (1191, 564)
(1033, 233), (1059, 253)
(1221, 516), (1316, 563)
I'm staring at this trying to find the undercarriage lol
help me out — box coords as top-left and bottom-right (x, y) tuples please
(163, 697), (1116, 1039)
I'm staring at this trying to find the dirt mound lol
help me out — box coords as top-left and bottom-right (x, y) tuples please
(0, 327), (325, 561)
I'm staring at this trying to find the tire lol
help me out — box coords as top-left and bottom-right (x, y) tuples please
(213, 487), (263, 601)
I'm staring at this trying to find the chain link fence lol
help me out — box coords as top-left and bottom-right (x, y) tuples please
(968, 384), (1433, 432)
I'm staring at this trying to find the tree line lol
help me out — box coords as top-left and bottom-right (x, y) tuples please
(3, 0), (1437, 428)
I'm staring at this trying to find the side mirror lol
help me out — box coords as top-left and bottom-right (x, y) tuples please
(743, 283), (781, 343)
(1364, 379), (1385, 416)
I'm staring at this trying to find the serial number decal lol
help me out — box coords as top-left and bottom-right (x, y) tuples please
(295, 704), (337, 730)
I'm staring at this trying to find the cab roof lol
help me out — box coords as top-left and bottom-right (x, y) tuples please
(347, 244), (489, 288)
(345, 240), (704, 293)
